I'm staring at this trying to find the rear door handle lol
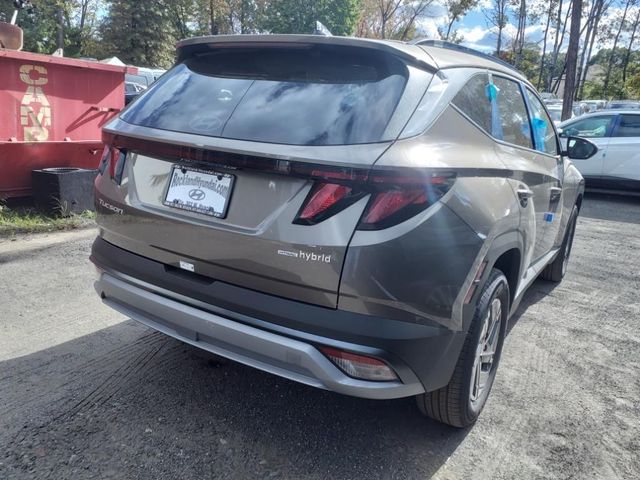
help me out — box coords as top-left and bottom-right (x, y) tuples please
(550, 187), (562, 202)
(517, 187), (534, 207)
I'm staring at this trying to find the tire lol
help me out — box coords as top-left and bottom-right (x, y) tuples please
(416, 269), (509, 428)
(540, 206), (578, 282)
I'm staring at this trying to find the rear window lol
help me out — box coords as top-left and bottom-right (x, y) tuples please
(120, 45), (409, 146)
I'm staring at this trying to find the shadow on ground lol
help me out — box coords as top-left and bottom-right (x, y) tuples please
(0, 319), (471, 480)
(580, 191), (640, 224)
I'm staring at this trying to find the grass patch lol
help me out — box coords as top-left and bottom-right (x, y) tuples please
(0, 203), (96, 238)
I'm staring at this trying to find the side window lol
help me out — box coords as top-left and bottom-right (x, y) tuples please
(562, 116), (614, 138)
(452, 74), (492, 134)
(614, 115), (640, 137)
(491, 76), (533, 149)
(524, 89), (558, 155)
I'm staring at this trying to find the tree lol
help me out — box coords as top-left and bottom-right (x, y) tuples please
(260, 0), (361, 36)
(576, 0), (609, 99)
(536, 0), (557, 89)
(562, 0), (582, 121)
(485, 0), (509, 55)
(100, 0), (177, 68)
(440, 0), (478, 40)
(622, 5), (640, 83)
(603, 0), (633, 97)
(356, 0), (435, 39)
(511, 0), (527, 68)
(548, 0), (568, 91)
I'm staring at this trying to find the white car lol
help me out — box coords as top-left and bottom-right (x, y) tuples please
(560, 110), (640, 192)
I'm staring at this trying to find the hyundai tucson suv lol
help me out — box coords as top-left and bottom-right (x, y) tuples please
(91, 36), (596, 428)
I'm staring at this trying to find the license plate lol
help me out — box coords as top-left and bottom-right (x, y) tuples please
(163, 166), (234, 218)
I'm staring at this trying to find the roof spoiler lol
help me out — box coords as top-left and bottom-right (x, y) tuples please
(412, 39), (524, 77)
(175, 34), (437, 72)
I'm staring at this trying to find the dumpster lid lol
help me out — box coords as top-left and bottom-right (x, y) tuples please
(0, 49), (138, 74)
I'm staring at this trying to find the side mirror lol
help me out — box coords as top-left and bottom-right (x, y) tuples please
(563, 136), (598, 160)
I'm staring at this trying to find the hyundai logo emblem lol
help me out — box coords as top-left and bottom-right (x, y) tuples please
(188, 188), (206, 201)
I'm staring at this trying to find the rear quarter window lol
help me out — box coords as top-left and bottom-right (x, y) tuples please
(120, 45), (409, 146)
(452, 74), (492, 133)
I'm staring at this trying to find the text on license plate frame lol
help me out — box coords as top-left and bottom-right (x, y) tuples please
(162, 165), (235, 219)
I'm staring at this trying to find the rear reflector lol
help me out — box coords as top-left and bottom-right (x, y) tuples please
(319, 346), (398, 382)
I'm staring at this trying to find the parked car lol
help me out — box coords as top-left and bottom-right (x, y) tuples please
(604, 100), (640, 110)
(547, 103), (584, 126)
(540, 92), (557, 102)
(125, 67), (165, 89)
(580, 99), (606, 113)
(124, 81), (145, 105)
(91, 36), (593, 428)
(560, 110), (640, 191)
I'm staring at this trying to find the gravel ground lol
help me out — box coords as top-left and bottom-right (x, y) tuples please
(0, 192), (638, 480)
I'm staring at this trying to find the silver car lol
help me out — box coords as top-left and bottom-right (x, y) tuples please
(91, 36), (595, 427)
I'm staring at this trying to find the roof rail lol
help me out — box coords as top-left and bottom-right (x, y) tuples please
(411, 39), (523, 76)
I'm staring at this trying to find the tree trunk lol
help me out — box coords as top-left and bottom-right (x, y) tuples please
(603, 0), (630, 98)
(622, 10), (640, 84)
(497, 25), (503, 55)
(578, 0), (606, 99)
(574, 0), (597, 100)
(550, 3), (572, 93)
(56, 8), (64, 50)
(210, 0), (217, 35)
(445, 18), (455, 40)
(548, 0), (564, 91)
(562, 0), (583, 121)
(537, 1), (554, 90)
(514, 0), (527, 67)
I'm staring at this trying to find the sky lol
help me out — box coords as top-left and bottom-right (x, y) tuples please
(417, 0), (635, 55)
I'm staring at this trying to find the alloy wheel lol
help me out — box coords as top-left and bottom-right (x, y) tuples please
(470, 297), (502, 404)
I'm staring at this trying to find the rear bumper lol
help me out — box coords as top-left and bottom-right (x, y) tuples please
(91, 236), (466, 399)
(95, 271), (423, 399)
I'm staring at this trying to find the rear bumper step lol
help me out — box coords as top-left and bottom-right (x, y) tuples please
(95, 272), (424, 400)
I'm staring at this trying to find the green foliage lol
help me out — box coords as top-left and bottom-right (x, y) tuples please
(260, 0), (361, 35)
(498, 45), (542, 84)
(100, 0), (177, 68)
(0, 205), (95, 237)
(1, 0), (59, 54)
(627, 73), (640, 99)
(586, 47), (640, 100)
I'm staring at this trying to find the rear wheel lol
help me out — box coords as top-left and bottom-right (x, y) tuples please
(541, 206), (578, 282)
(416, 269), (509, 428)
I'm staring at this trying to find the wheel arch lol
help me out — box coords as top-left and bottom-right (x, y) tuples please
(483, 231), (524, 309)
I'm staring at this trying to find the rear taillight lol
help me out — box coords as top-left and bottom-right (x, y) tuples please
(319, 346), (398, 382)
(357, 174), (454, 230)
(294, 171), (454, 228)
(98, 145), (126, 184)
(293, 183), (364, 225)
(359, 189), (426, 226)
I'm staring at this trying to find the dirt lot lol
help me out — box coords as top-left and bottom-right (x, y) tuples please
(0, 193), (638, 480)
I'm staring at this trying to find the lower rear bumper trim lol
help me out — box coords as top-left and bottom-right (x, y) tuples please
(95, 272), (425, 400)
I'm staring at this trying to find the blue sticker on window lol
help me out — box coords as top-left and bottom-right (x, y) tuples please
(532, 117), (548, 152)
(486, 83), (503, 140)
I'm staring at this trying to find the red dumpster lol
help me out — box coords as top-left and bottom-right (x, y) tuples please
(0, 49), (135, 198)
